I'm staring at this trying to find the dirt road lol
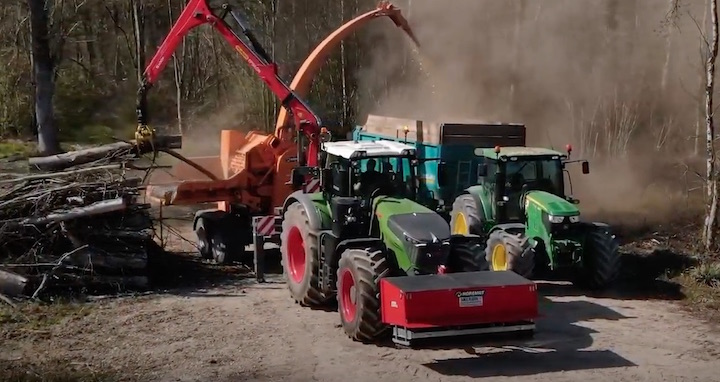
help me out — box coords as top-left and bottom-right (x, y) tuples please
(4, 271), (720, 381)
(2, 218), (720, 381)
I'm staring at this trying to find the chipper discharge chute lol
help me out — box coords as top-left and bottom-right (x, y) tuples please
(278, 139), (538, 347)
(352, 113), (621, 291)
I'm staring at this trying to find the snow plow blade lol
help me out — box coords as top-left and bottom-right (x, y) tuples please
(380, 270), (538, 347)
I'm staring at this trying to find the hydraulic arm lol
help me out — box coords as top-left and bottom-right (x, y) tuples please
(135, 0), (323, 167)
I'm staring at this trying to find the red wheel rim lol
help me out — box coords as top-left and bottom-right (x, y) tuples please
(286, 226), (306, 283)
(339, 267), (356, 322)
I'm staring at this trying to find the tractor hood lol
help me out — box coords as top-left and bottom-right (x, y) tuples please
(374, 197), (450, 243)
(525, 190), (579, 216)
(373, 197), (451, 273)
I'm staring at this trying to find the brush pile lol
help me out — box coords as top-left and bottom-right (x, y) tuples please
(0, 144), (162, 300)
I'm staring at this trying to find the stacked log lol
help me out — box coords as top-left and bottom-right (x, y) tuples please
(0, 143), (165, 299)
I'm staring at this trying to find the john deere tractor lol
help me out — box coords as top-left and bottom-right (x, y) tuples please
(352, 114), (621, 290)
(448, 145), (621, 290)
(278, 140), (492, 342)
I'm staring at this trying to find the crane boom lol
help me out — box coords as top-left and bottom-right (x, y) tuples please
(136, 0), (322, 167)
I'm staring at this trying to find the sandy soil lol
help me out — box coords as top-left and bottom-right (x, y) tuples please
(2, 220), (720, 382)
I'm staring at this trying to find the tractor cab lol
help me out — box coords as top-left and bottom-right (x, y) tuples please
(475, 146), (589, 223)
(319, 140), (420, 202)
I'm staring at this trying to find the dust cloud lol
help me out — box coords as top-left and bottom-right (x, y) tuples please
(357, 0), (708, 224)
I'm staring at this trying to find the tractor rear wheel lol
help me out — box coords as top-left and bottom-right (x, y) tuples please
(447, 241), (489, 272)
(575, 225), (620, 290)
(281, 202), (325, 306)
(336, 248), (391, 342)
(449, 195), (484, 235)
(485, 230), (535, 278)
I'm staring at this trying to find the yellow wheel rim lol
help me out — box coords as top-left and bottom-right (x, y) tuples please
(452, 213), (469, 235)
(491, 244), (508, 271)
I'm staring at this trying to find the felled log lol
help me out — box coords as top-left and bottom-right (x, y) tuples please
(27, 136), (182, 171)
(66, 246), (148, 273)
(19, 198), (128, 226)
(0, 164), (123, 184)
(0, 269), (28, 297)
(28, 142), (134, 171)
(57, 274), (149, 290)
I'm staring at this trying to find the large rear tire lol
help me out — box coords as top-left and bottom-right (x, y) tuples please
(575, 225), (621, 290)
(449, 194), (484, 235)
(447, 241), (490, 272)
(336, 248), (390, 342)
(485, 229), (535, 278)
(281, 202), (325, 306)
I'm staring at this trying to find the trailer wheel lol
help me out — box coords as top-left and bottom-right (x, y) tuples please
(447, 241), (489, 272)
(574, 225), (620, 290)
(194, 217), (212, 260)
(337, 248), (391, 342)
(450, 195), (484, 235)
(485, 229), (535, 278)
(281, 202), (325, 306)
(210, 231), (229, 264)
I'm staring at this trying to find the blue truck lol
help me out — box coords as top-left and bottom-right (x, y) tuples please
(350, 114), (620, 291)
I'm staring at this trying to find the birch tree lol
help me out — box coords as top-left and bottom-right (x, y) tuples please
(703, 0), (719, 250)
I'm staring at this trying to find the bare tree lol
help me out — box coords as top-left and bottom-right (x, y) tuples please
(28, 0), (60, 155)
(703, 0), (719, 250)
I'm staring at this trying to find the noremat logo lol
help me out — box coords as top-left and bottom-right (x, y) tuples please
(456, 290), (485, 298)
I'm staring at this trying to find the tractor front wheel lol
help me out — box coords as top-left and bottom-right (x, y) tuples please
(449, 195), (484, 235)
(281, 202), (325, 306)
(336, 248), (390, 342)
(447, 241), (489, 272)
(485, 230), (535, 278)
(575, 225), (621, 290)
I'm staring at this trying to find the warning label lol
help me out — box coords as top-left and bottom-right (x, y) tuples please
(456, 290), (485, 307)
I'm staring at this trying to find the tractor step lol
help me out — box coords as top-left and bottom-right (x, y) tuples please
(391, 321), (536, 348)
(380, 270), (538, 346)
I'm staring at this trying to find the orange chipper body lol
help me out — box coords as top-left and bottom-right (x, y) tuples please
(144, 1), (418, 215)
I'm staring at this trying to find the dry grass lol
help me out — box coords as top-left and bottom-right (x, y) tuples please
(0, 359), (122, 382)
(677, 271), (720, 323)
(0, 299), (94, 340)
(0, 300), (123, 382)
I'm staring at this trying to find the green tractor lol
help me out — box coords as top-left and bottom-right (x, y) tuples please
(278, 139), (539, 344)
(351, 114), (621, 290)
(449, 145), (620, 290)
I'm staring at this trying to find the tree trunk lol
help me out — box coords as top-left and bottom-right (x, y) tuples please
(131, 0), (145, 85)
(703, 0), (719, 250)
(168, 0), (185, 134)
(697, 1), (711, 157)
(27, 0), (60, 155)
(660, 0), (678, 94)
(340, 0), (348, 129)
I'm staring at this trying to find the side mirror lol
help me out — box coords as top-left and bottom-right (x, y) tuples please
(477, 163), (488, 178)
(321, 168), (333, 193)
(581, 161), (590, 174)
(437, 162), (446, 187)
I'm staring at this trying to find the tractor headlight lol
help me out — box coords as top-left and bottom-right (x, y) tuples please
(548, 215), (564, 224)
(569, 215), (580, 223)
